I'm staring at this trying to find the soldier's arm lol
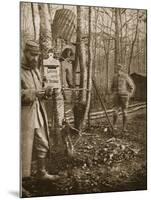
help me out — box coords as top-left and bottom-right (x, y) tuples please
(21, 80), (37, 105)
(66, 68), (73, 88)
(21, 84), (50, 103)
(126, 75), (135, 97)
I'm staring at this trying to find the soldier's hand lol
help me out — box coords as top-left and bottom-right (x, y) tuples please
(45, 86), (52, 97)
(128, 91), (133, 98)
(35, 90), (45, 99)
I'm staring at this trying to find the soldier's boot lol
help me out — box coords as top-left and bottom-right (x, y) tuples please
(36, 158), (60, 181)
(123, 113), (128, 133)
(113, 112), (118, 130)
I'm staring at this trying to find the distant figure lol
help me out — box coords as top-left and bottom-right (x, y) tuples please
(111, 64), (135, 133)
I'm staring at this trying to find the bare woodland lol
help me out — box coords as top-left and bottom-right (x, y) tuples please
(21, 3), (147, 198)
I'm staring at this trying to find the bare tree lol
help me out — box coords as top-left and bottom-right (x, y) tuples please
(38, 3), (52, 57)
(128, 10), (139, 74)
(114, 8), (120, 70)
(82, 7), (93, 129)
(31, 3), (36, 40)
(77, 6), (87, 103)
(102, 9), (114, 93)
(73, 6), (88, 130)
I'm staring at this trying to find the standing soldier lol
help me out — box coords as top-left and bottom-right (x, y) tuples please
(43, 47), (75, 158)
(21, 40), (60, 181)
(111, 64), (135, 133)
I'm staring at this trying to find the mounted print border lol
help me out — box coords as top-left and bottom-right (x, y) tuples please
(20, 1), (147, 198)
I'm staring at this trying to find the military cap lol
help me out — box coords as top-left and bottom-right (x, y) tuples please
(25, 40), (40, 55)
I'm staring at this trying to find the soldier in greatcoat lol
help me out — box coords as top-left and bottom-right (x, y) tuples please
(21, 40), (59, 181)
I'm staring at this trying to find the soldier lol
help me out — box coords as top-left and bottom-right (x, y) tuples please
(111, 64), (135, 133)
(21, 40), (59, 181)
(43, 47), (75, 158)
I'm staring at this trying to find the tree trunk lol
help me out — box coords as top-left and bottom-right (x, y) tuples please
(114, 8), (120, 71)
(73, 6), (87, 130)
(124, 11), (128, 67)
(102, 40), (109, 93)
(102, 9), (113, 93)
(128, 10), (139, 74)
(72, 42), (79, 101)
(38, 4), (52, 56)
(82, 7), (93, 129)
(76, 6), (87, 103)
(31, 3), (36, 40)
(31, 3), (40, 41)
(72, 42), (79, 129)
(119, 8), (123, 63)
(105, 52), (109, 93)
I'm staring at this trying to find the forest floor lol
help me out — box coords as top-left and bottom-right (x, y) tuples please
(22, 108), (147, 198)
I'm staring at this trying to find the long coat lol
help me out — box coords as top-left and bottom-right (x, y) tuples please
(21, 64), (49, 177)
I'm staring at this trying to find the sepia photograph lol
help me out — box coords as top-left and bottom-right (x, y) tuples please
(20, 2), (147, 198)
